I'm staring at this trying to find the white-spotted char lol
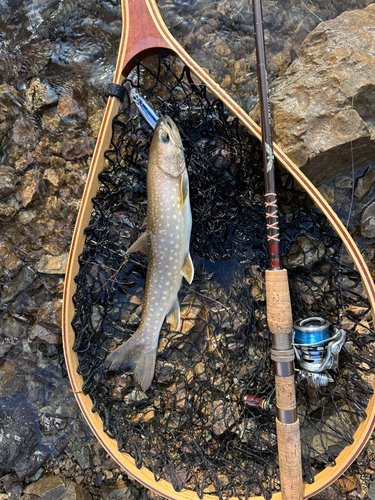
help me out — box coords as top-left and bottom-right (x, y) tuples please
(104, 116), (194, 390)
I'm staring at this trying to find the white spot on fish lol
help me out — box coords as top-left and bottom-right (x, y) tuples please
(176, 225), (179, 230)
(169, 257), (173, 260)
(166, 282), (170, 286)
(161, 239), (165, 242)
(173, 214), (177, 219)
(159, 285), (162, 288)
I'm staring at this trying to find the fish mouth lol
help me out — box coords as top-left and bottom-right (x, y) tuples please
(164, 116), (183, 150)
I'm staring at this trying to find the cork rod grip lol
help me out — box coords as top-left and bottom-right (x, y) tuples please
(277, 419), (303, 499)
(266, 269), (293, 335)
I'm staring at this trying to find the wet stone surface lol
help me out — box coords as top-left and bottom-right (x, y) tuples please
(0, 0), (374, 499)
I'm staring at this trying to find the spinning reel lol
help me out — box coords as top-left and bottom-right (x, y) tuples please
(292, 317), (346, 388)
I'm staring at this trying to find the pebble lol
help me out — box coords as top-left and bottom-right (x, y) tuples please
(36, 253), (68, 275)
(16, 170), (42, 208)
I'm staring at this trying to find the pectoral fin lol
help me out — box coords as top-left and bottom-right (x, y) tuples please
(180, 252), (194, 284)
(126, 232), (149, 256)
(179, 171), (189, 211)
(166, 297), (180, 331)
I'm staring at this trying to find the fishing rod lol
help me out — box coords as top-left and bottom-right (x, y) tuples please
(251, 0), (303, 498)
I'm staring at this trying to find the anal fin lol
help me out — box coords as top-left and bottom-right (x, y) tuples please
(166, 297), (180, 331)
(181, 252), (194, 284)
(127, 232), (149, 256)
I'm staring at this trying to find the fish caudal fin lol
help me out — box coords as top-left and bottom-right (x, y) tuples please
(104, 336), (157, 391)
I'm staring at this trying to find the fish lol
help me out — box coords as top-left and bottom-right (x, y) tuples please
(104, 115), (194, 391)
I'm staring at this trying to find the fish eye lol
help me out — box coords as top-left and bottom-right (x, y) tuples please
(161, 132), (170, 143)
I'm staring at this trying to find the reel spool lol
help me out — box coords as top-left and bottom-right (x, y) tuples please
(292, 317), (346, 387)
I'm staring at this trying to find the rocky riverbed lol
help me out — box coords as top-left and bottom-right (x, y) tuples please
(1, 0), (375, 499)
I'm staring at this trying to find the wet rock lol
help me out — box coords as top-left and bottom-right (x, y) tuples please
(0, 360), (25, 398)
(73, 446), (91, 470)
(0, 341), (14, 358)
(285, 234), (325, 268)
(0, 166), (17, 197)
(359, 199), (375, 239)
(39, 415), (66, 435)
(44, 168), (61, 189)
(88, 109), (105, 138)
(0, 405), (42, 479)
(22, 474), (92, 500)
(318, 185), (334, 205)
(45, 196), (70, 219)
(12, 115), (37, 148)
(42, 109), (60, 132)
(61, 137), (95, 160)
(312, 484), (344, 500)
(0, 198), (20, 220)
(16, 170), (42, 207)
(368, 478), (375, 500)
(25, 78), (59, 110)
(338, 474), (360, 493)
(1, 316), (28, 340)
(1, 267), (36, 305)
(36, 253), (68, 275)
(354, 165), (375, 203)
(29, 300), (62, 345)
(0, 242), (23, 278)
(19, 209), (37, 225)
(33, 137), (58, 165)
(1, 474), (23, 500)
(21, 40), (53, 79)
(57, 90), (87, 122)
(203, 400), (240, 436)
(251, 5), (375, 184)
(102, 480), (139, 500)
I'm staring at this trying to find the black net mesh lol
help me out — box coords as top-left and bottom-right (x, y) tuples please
(71, 54), (375, 499)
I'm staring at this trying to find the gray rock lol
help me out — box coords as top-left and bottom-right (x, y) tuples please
(1, 267), (36, 305)
(22, 474), (92, 500)
(29, 300), (62, 345)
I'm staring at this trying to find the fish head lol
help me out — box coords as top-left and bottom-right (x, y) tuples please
(150, 116), (185, 178)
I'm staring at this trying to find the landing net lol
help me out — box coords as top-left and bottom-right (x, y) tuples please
(71, 54), (375, 499)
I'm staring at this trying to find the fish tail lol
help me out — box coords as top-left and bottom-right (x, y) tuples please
(104, 334), (157, 391)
